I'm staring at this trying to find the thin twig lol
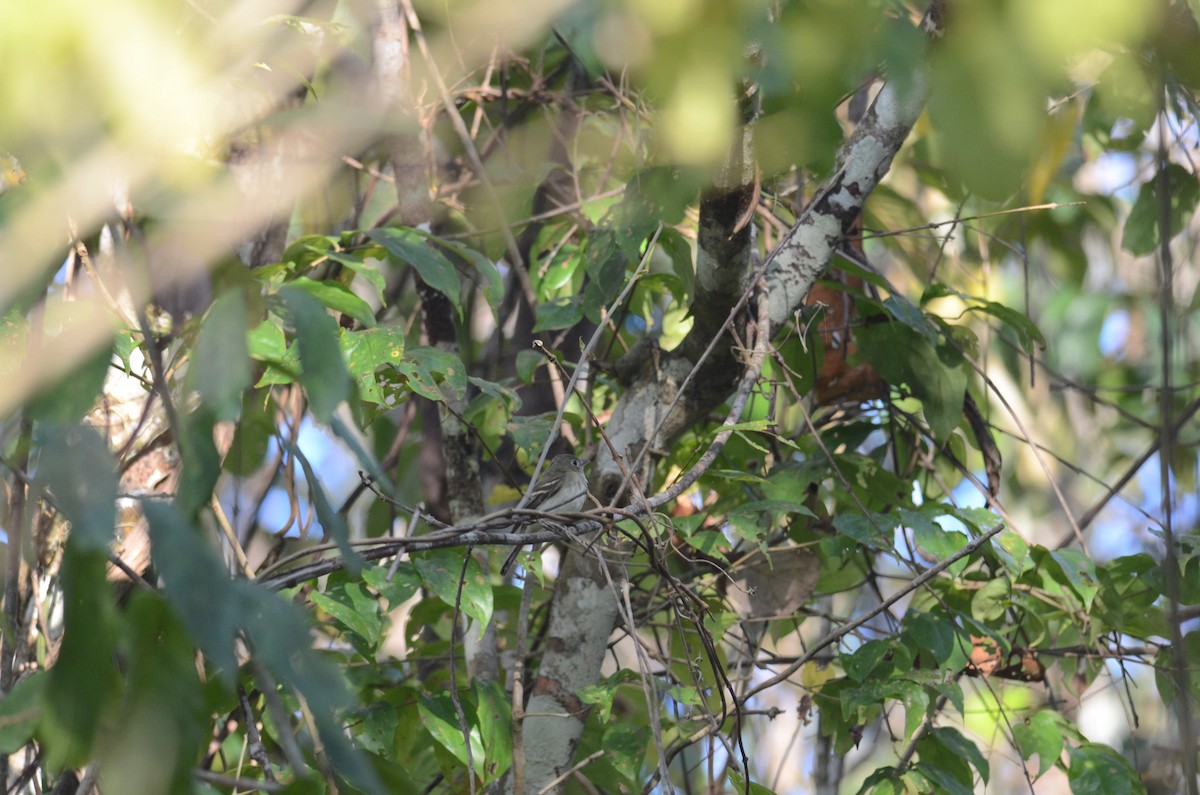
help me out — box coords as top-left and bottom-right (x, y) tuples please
(449, 551), (479, 795)
(251, 660), (308, 776)
(742, 522), (1006, 700)
(213, 496), (254, 579)
(535, 750), (605, 795)
(520, 224), (663, 504)
(857, 201), (1085, 241)
(646, 283), (770, 510)
(239, 687), (277, 783)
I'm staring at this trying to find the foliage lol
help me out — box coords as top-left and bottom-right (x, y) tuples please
(1, 1), (1199, 795)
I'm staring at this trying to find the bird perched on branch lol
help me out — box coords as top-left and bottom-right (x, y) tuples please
(501, 454), (588, 575)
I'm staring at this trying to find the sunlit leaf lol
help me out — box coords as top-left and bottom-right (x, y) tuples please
(1011, 711), (1064, 779)
(414, 550), (493, 627)
(419, 694), (482, 768)
(368, 228), (461, 306)
(289, 276), (377, 328)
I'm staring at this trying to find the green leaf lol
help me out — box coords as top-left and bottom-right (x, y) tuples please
(658, 226), (694, 305)
(362, 563), (422, 607)
(666, 684), (703, 707)
(341, 327), (406, 406)
(913, 761), (973, 795)
(515, 348), (542, 383)
(192, 289), (252, 420)
(972, 301), (1047, 353)
(845, 639), (892, 682)
(532, 296), (584, 332)
(1066, 742), (1144, 795)
(278, 286), (352, 422)
(927, 726), (989, 784)
(103, 591), (207, 795)
(1122, 163), (1200, 256)
(473, 679), (513, 783)
(42, 548), (121, 769)
(418, 693), (482, 769)
(176, 407), (221, 519)
(0, 671), (43, 753)
(737, 498), (818, 521)
(1180, 555), (1200, 604)
(224, 389), (273, 475)
(112, 328), (137, 374)
(971, 578), (1010, 622)
(1011, 710), (1064, 779)
(248, 318), (287, 361)
(368, 228), (461, 306)
(537, 237), (583, 294)
(856, 321), (968, 442)
(282, 233), (339, 271)
(948, 506), (1003, 534)
(579, 669), (643, 723)
(144, 500), (242, 677)
(881, 295), (937, 342)
(603, 723), (650, 785)
(904, 611), (959, 666)
(903, 508), (968, 569)
(1049, 548), (1099, 607)
(246, 587), (383, 793)
(34, 423), (118, 551)
(922, 283), (1046, 353)
(468, 376), (518, 409)
(358, 703), (399, 756)
(325, 249), (387, 300)
(724, 773), (782, 795)
(431, 237), (503, 311)
(414, 550), (493, 627)
(582, 228), (627, 301)
(859, 769), (905, 795)
(289, 276), (377, 328)
(311, 579), (382, 650)
(833, 513), (893, 549)
(992, 530), (1032, 575)
(892, 679), (929, 738)
(814, 539), (869, 594)
(1155, 631), (1200, 708)
(396, 346), (467, 403)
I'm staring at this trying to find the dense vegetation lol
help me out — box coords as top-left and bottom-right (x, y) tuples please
(1, 1), (1198, 794)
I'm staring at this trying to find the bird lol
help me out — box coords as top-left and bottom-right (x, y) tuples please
(500, 454), (589, 575)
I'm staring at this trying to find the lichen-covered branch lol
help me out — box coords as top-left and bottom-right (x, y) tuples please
(524, 37), (935, 795)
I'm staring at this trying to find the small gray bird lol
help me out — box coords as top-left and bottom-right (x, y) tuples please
(501, 454), (588, 575)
